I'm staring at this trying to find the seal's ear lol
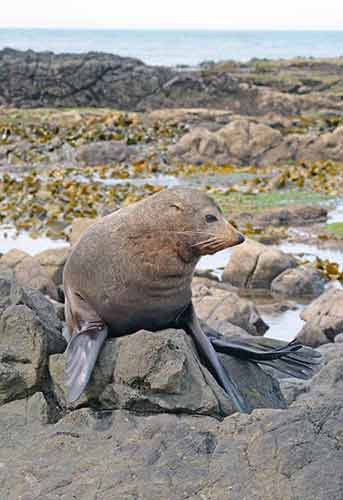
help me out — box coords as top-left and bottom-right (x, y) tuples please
(170, 202), (184, 212)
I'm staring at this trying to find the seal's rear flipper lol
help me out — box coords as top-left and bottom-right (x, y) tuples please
(180, 304), (250, 413)
(203, 328), (321, 380)
(65, 325), (108, 403)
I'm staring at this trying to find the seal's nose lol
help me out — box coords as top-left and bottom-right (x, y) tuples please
(237, 233), (245, 244)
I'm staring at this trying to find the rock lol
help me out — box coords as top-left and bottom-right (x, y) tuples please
(10, 285), (66, 355)
(172, 118), (343, 166)
(171, 127), (227, 163)
(296, 125), (343, 162)
(297, 289), (343, 347)
(15, 256), (59, 300)
(75, 141), (135, 165)
(271, 265), (326, 298)
(1, 397), (343, 500)
(0, 394), (49, 428)
(34, 247), (70, 286)
(50, 329), (285, 416)
(280, 342), (343, 405)
(0, 266), (14, 312)
(0, 248), (29, 268)
(25, 392), (50, 424)
(194, 288), (268, 335)
(1, 49), (343, 119)
(69, 217), (96, 245)
(223, 240), (297, 289)
(0, 305), (48, 405)
(219, 119), (282, 161)
(171, 118), (283, 165)
(254, 205), (328, 227)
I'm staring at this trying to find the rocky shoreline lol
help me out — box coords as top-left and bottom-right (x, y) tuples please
(1, 48), (343, 114)
(1, 249), (343, 499)
(1, 49), (343, 499)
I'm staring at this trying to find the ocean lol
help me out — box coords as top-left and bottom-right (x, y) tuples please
(0, 28), (343, 66)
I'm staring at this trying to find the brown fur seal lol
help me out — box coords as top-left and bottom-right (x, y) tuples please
(63, 187), (320, 410)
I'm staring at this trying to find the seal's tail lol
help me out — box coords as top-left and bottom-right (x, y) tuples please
(205, 330), (322, 380)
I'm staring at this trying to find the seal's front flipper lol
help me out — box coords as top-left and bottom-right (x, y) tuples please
(180, 304), (250, 413)
(65, 324), (108, 403)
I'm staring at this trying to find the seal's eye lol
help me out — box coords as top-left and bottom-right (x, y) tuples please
(205, 214), (218, 223)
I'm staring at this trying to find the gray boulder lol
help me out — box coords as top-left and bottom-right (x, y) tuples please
(0, 248), (29, 268)
(75, 141), (135, 165)
(33, 247), (70, 286)
(10, 285), (66, 355)
(223, 240), (297, 289)
(193, 286), (268, 335)
(271, 265), (326, 298)
(254, 205), (328, 227)
(171, 118), (283, 165)
(0, 266), (14, 312)
(297, 289), (343, 347)
(281, 342), (343, 405)
(0, 305), (48, 405)
(15, 256), (59, 300)
(50, 329), (285, 417)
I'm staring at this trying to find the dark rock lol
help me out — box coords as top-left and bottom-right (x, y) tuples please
(2, 49), (342, 117)
(75, 141), (135, 165)
(255, 205), (328, 227)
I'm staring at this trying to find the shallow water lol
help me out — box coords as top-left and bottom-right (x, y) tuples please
(262, 307), (305, 342)
(197, 248), (232, 275)
(278, 241), (343, 270)
(0, 225), (68, 255)
(328, 201), (343, 224)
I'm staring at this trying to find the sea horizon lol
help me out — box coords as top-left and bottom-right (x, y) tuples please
(1, 28), (343, 66)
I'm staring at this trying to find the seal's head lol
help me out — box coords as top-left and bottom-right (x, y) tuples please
(140, 188), (244, 261)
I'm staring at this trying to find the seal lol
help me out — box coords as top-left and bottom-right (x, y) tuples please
(63, 187), (320, 410)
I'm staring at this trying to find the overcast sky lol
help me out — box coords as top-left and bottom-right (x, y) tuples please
(1, 0), (343, 30)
